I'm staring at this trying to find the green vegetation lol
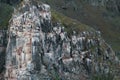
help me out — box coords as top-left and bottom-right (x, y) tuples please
(92, 73), (114, 80)
(0, 50), (6, 73)
(51, 10), (95, 35)
(0, 3), (13, 30)
(41, 0), (120, 52)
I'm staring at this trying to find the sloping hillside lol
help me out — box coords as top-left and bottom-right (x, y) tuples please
(41, 0), (120, 52)
(0, 3), (13, 29)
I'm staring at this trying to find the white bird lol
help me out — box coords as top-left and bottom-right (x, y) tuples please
(62, 57), (73, 65)
(60, 32), (65, 41)
(86, 58), (92, 66)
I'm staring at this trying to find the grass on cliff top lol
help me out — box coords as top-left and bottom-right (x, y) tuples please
(42, 0), (120, 52)
(51, 10), (95, 35)
(0, 3), (13, 30)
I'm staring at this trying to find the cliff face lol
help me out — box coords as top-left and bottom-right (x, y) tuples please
(41, 0), (120, 52)
(2, 0), (119, 80)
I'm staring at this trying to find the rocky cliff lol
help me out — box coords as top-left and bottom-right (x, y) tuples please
(0, 0), (119, 80)
(41, 0), (120, 52)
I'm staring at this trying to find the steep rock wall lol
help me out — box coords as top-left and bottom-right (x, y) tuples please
(4, 0), (119, 80)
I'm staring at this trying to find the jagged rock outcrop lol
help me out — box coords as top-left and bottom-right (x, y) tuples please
(4, 0), (119, 80)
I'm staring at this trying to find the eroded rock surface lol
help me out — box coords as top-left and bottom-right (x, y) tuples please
(4, 0), (119, 80)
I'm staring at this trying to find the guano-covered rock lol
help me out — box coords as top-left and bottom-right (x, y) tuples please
(4, 0), (120, 80)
